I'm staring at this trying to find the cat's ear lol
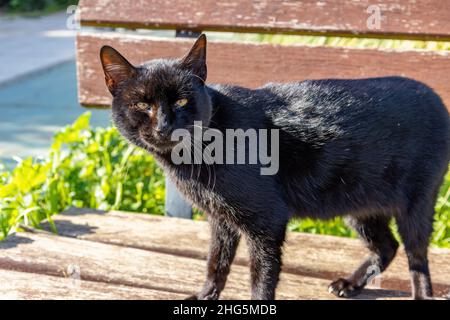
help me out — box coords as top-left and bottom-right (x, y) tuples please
(180, 34), (207, 82)
(100, 46), (136, 95)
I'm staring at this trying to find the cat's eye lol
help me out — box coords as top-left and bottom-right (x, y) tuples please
(136, 102), (150, 110)
(175, 98), (188, 108)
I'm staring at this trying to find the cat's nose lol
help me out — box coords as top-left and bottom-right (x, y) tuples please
(154, 126), (172, 138)
(155, 115), (172, 138)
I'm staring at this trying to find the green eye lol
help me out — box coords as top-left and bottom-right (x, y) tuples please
(175, 98), (188, 108)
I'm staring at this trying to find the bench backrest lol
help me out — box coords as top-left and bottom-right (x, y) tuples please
(76, 0), (450, 109)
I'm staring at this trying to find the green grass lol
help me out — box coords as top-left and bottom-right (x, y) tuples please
(0, 113), (165, 239)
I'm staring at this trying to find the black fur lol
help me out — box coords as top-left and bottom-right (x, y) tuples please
(100, 35), (450, 300)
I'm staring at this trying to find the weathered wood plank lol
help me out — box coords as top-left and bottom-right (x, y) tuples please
(0, 231), (409, 299)
(76, 33), (450, 110)
(41, 208), (450, 297)
(0, 269), (184, 299)
(78, 0), (450, 40)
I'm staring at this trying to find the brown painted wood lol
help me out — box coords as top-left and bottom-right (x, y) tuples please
(0, 269), (184, 299)
(78, 0), (450, 40)
(39, 208), (450, 298)
(76, 33), (450, 110)
(0, 230), (410, 299)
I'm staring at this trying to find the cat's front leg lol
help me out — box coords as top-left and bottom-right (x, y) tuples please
(187, 217), (240, 300)
(246, 224), (287, 300)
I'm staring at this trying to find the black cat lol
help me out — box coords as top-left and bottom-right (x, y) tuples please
(100, 34), (449, 300)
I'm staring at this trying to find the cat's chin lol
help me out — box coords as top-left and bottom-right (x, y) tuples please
(137, 130), (168, 152)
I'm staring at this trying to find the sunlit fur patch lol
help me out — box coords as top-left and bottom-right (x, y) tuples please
(148, 103), (159, 127)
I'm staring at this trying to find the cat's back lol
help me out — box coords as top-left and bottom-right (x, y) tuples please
(262, 76), (447, 118)
(262, 76), (449, 144)
(210, 78), (449, 155)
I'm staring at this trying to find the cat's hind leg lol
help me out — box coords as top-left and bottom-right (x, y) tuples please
(328, 215), (399, 298)
(395, 199), (435, 300)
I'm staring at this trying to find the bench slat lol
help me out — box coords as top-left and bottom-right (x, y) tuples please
(78, 0), (450, 40)
(1, 225), (411, 299)
(76, 33), (450, 110)
(40, 208), (450, 298)
(0, 269), (184, 299)
(1, 231), (364, 300)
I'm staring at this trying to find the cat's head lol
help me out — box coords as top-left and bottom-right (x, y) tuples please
(100, 34), (211, 153)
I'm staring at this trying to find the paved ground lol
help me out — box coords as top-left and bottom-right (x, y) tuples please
(0, 61), (111, 166)
(0, 12), (110, 168)
(0, 12), (77, 84)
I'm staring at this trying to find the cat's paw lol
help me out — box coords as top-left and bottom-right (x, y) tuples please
(413, 294), (435, 300)
(185, 291), (219, 300)
(328, 278), (361, 298)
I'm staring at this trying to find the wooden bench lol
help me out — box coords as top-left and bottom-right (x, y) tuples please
(3, 1), (450, 299)
(1, 208), (449, 299)
(76, 0), (450, 108)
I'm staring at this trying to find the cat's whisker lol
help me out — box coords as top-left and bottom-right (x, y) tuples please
(190, 73), (206, 84)
(180, 139), (195, 181)
(200, 140), (215, 190)
(190, 138), (204, 183)
(197, 139), (215, 190)
(187, 130), (216, 189)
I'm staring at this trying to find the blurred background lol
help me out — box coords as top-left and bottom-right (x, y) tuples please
(0, 0), (449, 247)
